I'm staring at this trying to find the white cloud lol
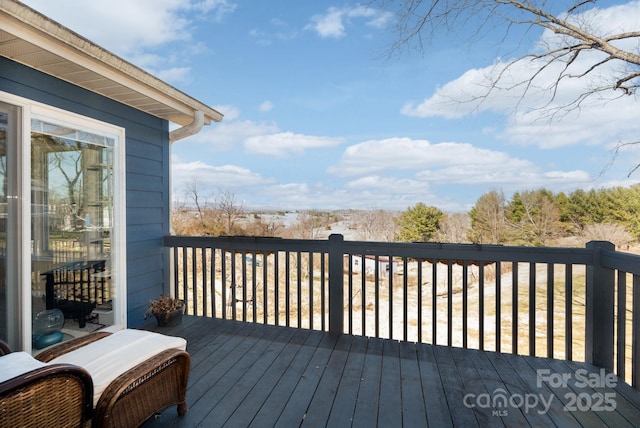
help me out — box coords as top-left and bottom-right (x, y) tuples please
(172, 159), (270, 192)
(244, 132), (344, 157)
(307, 7), (347, 38)
(249, 18), (298, 45)
(248, 28), (272, 46)
(500, 96), (640, 148)
(180, 107), (342, 157)
(328, 137), (591, 193)
(400, 65), (516, 119)
(257, 179), (439, 211)
(367, 12), (393, 29)
(306, 5), (391, 39)
(329, 138), (527, 175)
(259, 101), (274, 112)
(191, 0), (236, 21)
(186, 119), (280, 151)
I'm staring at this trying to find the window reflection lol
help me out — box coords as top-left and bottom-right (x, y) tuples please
(31, 118), (115, 338)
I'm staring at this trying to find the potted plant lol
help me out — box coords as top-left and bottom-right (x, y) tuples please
(144, 294), (186, 327)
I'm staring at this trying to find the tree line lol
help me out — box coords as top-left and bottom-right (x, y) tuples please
(172, 184), (640, 249)
(397, 185), (640, 248)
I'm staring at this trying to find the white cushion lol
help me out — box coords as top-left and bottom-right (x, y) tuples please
(0, 352), (49, 383)
(49, 329), (186, 406)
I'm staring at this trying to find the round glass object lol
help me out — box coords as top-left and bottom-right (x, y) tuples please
(34, 309), (65, 335)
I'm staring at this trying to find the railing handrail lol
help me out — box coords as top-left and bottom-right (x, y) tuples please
(164, 234), (594, 264)
(601, 248), (640, 275)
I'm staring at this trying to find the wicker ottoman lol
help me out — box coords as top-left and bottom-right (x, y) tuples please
(36, 329), (190, 428)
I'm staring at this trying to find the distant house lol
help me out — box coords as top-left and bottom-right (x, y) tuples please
(346, 255), (399, 277)
(0, 0), (222, 351)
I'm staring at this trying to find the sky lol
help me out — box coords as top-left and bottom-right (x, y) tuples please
(20, 0), (640, 213)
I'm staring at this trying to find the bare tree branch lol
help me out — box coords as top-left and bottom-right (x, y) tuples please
(378, 0), (640, 172)
(378, 0), (640, 103)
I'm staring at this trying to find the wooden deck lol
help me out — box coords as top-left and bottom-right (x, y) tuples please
(142, 316), (640, 427)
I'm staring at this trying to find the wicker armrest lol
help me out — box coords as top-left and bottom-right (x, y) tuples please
(92, 348), (190, 428)
(36, 331), (112, 362)
(0, 364), (93, 427)
(0, 339), (11, 356)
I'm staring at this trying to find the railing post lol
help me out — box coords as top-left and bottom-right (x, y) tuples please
(328, 234), (344, 335)
(585, 241), (615, 370)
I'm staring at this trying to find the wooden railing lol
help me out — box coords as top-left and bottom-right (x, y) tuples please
(163, 234), (640, 389)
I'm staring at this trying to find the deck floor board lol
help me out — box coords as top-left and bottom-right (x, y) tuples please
(351, 337), (384, 428)
(142, 316), (640, 427)
(326, 335), (367, 427)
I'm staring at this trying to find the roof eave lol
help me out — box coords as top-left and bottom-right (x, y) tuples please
(0, 0), (223, 126)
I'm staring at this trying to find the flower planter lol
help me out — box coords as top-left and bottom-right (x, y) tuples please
(154, 304), (185, 327)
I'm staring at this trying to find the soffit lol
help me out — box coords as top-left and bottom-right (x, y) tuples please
(0, 0), (222, 126)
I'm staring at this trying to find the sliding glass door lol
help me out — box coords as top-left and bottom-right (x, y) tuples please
(0, 94), (125, 351)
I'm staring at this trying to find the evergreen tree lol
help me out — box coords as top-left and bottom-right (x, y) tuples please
(395, 203), (445, 242)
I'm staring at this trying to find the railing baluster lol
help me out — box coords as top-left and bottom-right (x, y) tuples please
(172, 246), (179, 299)
(241, 250), (247, 322)
(375, 255), (380, 338)
(211, 248), (217, 318)
(529, 262), (536, 356)
(252, 250), (257, 323)
(565, 264), (572, 361)
(447, 260), (453, 347)
(547, 264), (554, 358)
(321, 252), (326, 332)
(348, 254), (353, 335)
(417, 259), (423, 343)
(617, 271), (627, 378)
(462, 261), (468, 349)
(389, 255), (393, 340)
(361, 254), (365, 336)
(309, 252), (314, 330)
(274, 252), (279, 326)
(285, 251), (290, 327)
(262, 251), (268, 324)
(432, 260), (437, 345)
(221, 250), (227, 320)
(633, 275), (640, 389)
(512, 262), (518, 355)
(297, 251), (302, 328)
(496, 262), (501, 353)
(191, 247), (198, 316)
(182, 246), (188, 312)
(403, 257), (408, 342)
(231, 250), (237, 320)
(202, 247), (207, 318)
(479, 262), (484, 351)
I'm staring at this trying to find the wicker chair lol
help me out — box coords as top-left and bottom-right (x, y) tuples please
(1, 330), (190, 428)
(0, 342), (93, 427)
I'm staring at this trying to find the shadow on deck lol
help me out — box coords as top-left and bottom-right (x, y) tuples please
(141, 316), (640, 427)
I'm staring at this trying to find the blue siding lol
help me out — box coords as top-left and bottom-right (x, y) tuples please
(0, 57), (171, 326)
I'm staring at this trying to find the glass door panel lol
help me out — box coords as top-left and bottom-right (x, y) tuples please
(31, 118), (115, 346)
